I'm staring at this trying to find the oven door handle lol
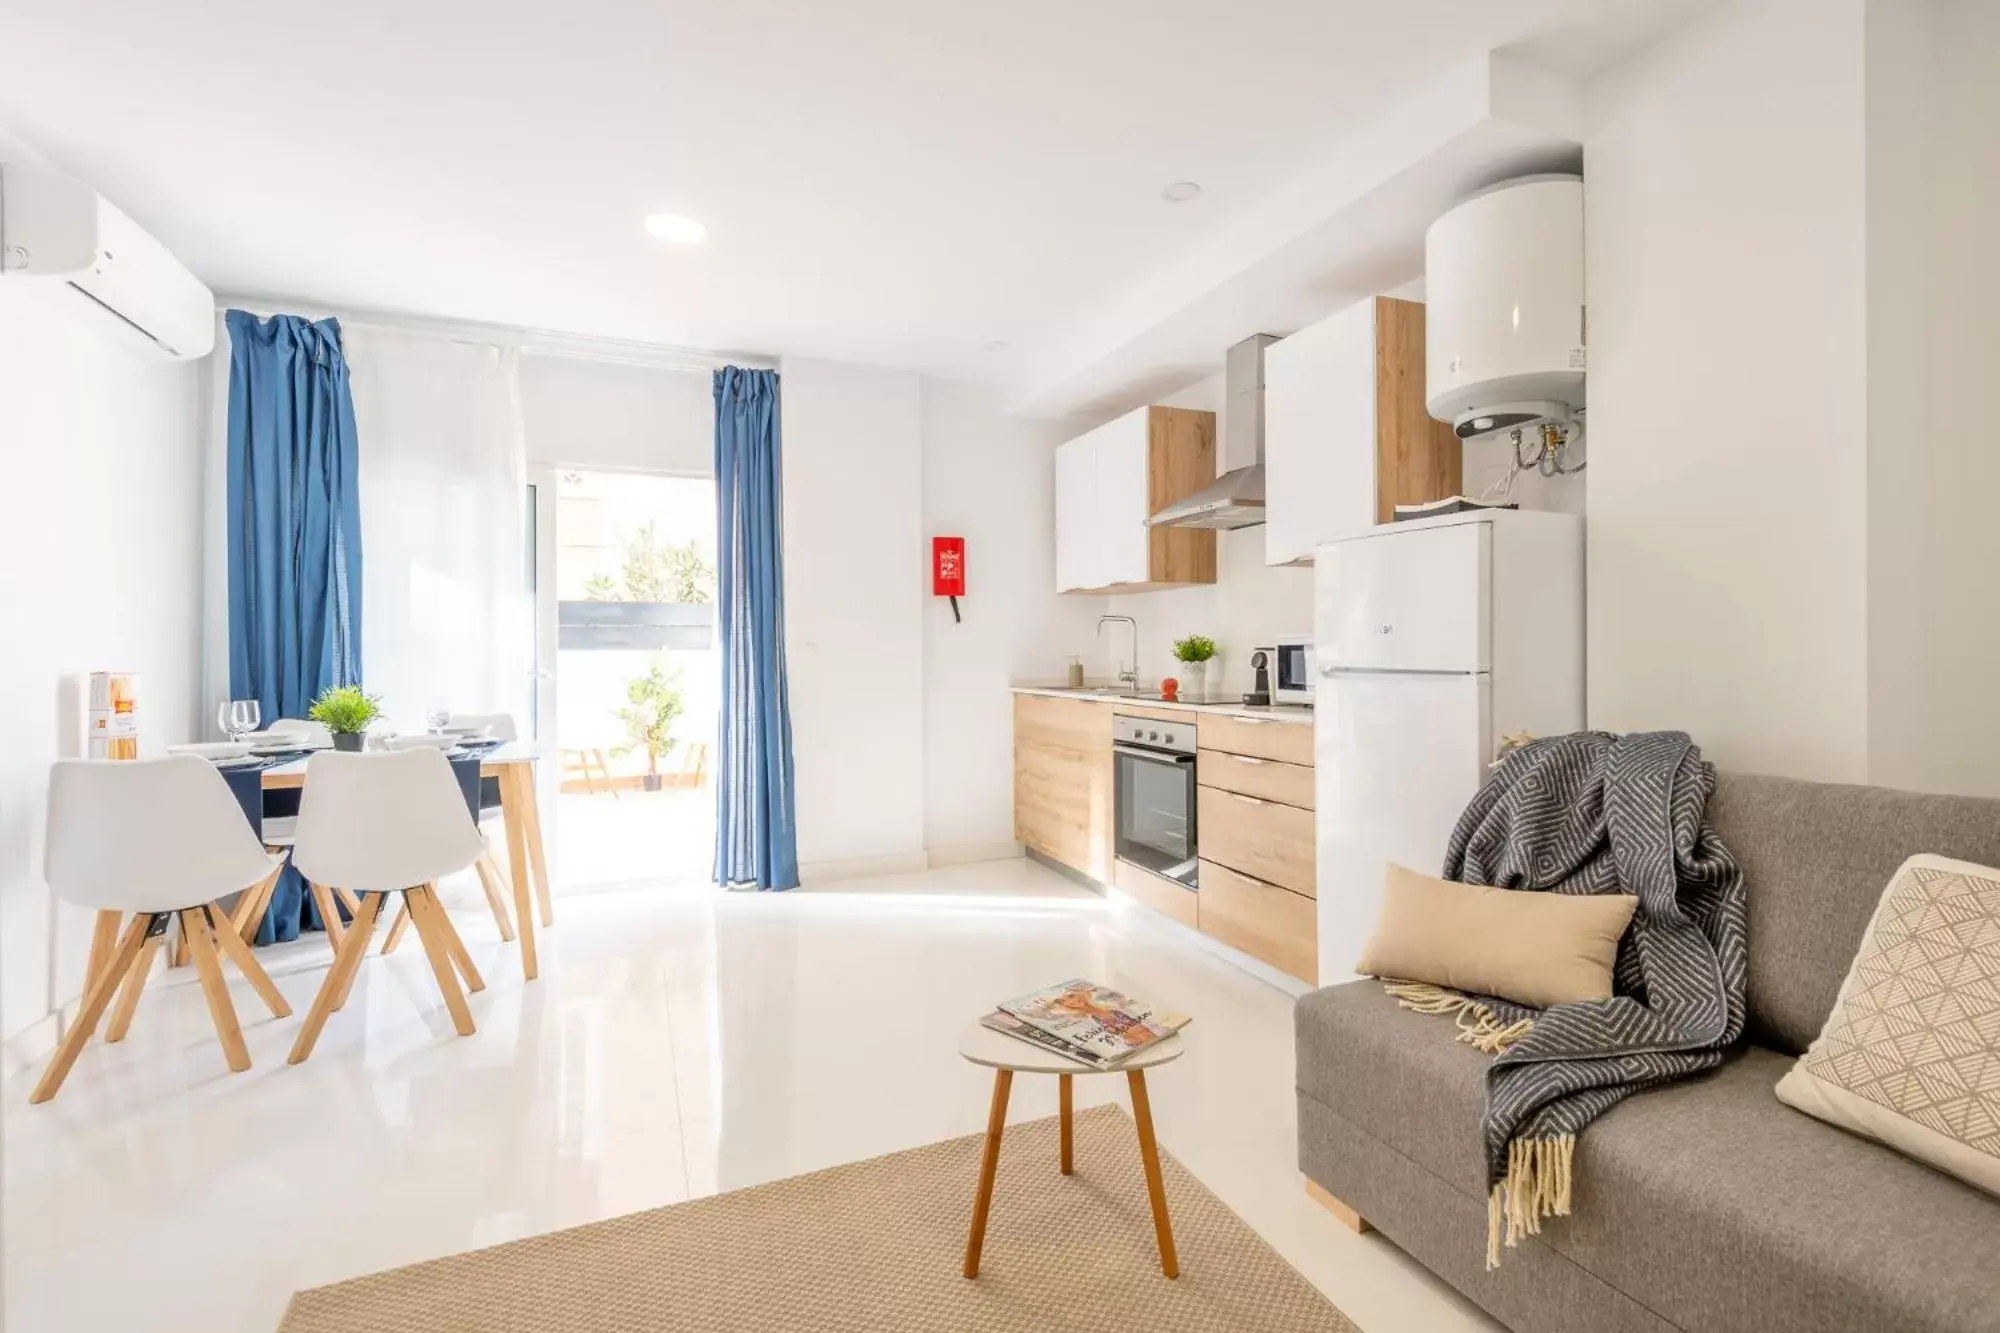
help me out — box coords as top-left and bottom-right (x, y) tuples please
(1113, 744), (1194, 764)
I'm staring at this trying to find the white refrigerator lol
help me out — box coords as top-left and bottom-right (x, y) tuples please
(1313, 509), (1584, 982)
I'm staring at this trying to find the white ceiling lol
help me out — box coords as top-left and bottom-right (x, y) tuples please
(0, 1), (1704, 398)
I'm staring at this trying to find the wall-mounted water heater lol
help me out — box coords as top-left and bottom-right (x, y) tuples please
(1425, 175), (1584, 469)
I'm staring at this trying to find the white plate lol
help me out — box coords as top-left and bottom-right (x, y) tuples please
(440, 724), (491, 738)
(168, 742), (254, 760)
(382, 735), (456, 750)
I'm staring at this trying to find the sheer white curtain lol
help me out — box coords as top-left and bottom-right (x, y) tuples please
(344, 327), (530, 731)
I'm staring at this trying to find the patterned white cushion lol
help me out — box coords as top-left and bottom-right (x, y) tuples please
(1776, 854), (2000, 1197)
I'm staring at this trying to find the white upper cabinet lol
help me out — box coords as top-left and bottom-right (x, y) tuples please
(1052, 405), (1217, 594)
(1093, 409), (1151, 587)
(1262, 296), (1460, 567)
(1053, 433), (1099, 592)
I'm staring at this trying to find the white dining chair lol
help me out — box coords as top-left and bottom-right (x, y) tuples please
(287, 748), (489, 1063)
(31, 757), (294, 1104)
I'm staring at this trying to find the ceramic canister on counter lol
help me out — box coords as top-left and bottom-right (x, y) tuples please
(88, 671), (139, 759)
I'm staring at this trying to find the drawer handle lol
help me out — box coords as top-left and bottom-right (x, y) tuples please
(1223, 790), (1269, 807)
(1228, 753), (1268, 765)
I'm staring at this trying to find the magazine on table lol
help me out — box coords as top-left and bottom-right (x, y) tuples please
(986, 979), (1190, 1067)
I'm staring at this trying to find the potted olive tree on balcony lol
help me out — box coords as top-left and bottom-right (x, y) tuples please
(615, 656), (686, 792)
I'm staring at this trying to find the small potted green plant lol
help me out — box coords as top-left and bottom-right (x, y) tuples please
(309, 685), (383, 752)
(1172, 634), (1219, 697)
(615, 657), (686, 791)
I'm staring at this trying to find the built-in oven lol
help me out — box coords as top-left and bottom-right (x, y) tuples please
(1111, 713), (1198, 890)
(1273, 635), (1316, 706)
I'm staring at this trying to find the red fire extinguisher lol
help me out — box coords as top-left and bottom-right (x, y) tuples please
(933, 536), (966, 623)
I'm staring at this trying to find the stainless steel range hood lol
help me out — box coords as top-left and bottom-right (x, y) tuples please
(1147, 333), (1276, 530)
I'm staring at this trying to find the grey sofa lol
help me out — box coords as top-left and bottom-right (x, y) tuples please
(1296, 773), (2000, 1333)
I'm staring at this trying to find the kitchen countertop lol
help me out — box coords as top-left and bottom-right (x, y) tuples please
(1009, 684), (1314, 726)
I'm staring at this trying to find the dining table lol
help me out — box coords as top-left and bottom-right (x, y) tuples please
(251, 740), (556, 980)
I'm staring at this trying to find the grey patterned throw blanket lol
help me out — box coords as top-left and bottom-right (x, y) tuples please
(1385, 730), (1746, 1267)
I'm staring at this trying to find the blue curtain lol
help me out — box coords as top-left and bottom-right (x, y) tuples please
(712, 366), (799, 890)
(225, 310), (362, 941)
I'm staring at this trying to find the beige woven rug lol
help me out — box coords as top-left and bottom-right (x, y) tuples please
(280, 1104), (1356, 1332)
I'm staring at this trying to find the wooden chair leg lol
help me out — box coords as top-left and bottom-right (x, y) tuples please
(473, 852), (516, 942)
(105, 930), (165, 1043)
(419, 886), (483, 993)
(180, 908), (250, 1074)
(1127, 1069), (1179, 1279)
(289, 893), (384, 1065)
(333, 886), (363, 916)
(233, 864), (284, 941)
(202, 903), (291, 1019)
(307, 881), (345, 955)
(1059, 1073), (1074, 1175)
(380, 901), (413, 955)
(31, 914), (158, 1104)
(595, 750), (619, 800)
(406, 885), (476, 1036)
(85, 909), (125, 992)
(963, 1068), (1013, 1279)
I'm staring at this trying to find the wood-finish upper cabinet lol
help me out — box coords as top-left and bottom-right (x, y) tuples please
(1263, 296), (1462, 567)
(1053, 405), (1217, 593)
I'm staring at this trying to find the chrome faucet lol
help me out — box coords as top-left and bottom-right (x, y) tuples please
(1097, 615), (1139, 694)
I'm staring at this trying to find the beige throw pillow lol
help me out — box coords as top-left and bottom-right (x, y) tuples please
(1775, 854), (2000, 1199)
(1355, 863), (1638, 1009)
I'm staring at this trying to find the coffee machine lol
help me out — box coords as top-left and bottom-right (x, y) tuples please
(1243, 647), (1273, 706)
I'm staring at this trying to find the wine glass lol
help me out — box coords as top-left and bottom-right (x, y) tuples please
(226, 699), (261, 743)
(426, 704), (452, 735)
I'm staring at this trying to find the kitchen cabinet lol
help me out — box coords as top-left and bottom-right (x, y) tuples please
(1196, 713), (1317, 982)
(1012, 693), (1113, 881)
(1053, 405), (1217, 593)
(1263, 295), (1461, 566)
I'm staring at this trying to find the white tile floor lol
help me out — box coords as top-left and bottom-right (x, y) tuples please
(3, 857), (1498, 1333)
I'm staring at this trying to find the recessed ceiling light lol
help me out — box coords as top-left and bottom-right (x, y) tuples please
(1161, 181), (1202, 203)
(644, 213), (710, 245)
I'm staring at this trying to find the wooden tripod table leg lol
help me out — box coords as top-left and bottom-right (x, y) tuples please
(499, 764), (539, 980)
(1059, 1073), (1074, 1175)
(1127, 1069), (1178, 1279)
(963, 1068), (1013, 1279)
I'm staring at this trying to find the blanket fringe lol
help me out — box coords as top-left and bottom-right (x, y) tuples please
(1382, 981), (1535, 1055)
(1484, 1135), (1575, 1269)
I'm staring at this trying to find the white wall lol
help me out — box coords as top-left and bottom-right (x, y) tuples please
(0, 284), (204, 1054)
(920, 379), (1102, 858)
(1101, 372), (1314, 692)
(1903, 0), (2000, 796)
(779, 357), (927, 875)
(1582, 0), (1873, 781)
(519, 354), (713, 475)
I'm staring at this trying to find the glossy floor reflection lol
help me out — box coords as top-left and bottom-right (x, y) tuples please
(4, 858), (1497, 1333)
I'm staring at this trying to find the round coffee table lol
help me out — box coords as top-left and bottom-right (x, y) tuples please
(957, 1020), (1186, 1280)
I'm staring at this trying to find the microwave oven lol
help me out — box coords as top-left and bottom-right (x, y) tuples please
(1273, 635), (1316, 706)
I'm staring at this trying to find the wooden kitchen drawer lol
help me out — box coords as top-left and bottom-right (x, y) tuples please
(1195, 713), (1313, 766)
(1114, 858), (1198, 929)
(1198, 749), (1314, 810)
(1198, 860), (1317, 983)
(1197, 785), (1315, 897)
(1016, 692), (1112, 756)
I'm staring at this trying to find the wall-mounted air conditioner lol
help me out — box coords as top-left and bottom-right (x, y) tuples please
(0, 162), (215, 360)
